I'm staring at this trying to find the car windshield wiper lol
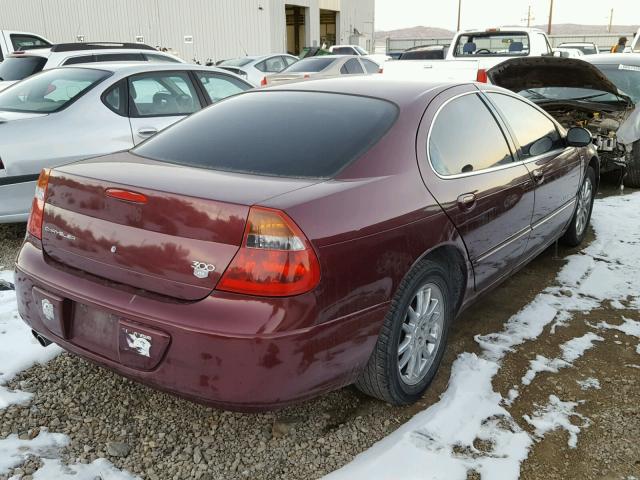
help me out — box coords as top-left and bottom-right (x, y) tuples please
(521, 89), (549, 100)
(566, 92), (612, 101)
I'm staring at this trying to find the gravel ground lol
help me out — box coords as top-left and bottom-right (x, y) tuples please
(1, 188), (639, 480)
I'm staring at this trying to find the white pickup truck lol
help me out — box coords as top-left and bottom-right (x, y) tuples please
(0, 30), (51, 62)
(384, 27), (555, 82)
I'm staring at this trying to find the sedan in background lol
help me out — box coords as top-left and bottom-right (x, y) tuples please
(217, 54), (298, 86)
(16, 77), (596, 411)
(557, 42), (599, 55)
(0, 63), (251, 223)
(262, 55), (380, 86)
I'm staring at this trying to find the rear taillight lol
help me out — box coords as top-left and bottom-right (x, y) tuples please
(27, 169), (51, 239)
(260, 76), (267, 87)
(476, 68), (488, 83)
(217, 206), (320, 297)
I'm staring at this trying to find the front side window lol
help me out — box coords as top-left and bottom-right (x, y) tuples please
(429, 93), (513, 176)
(129, 72), (201, 117)
(488, 93), (563, 158)
(340, 58), (364, 75)
(283, 56), (297, 66)
(0, 67), (108, 113)
(454, 32), (530, 57)
(0, 56), (47, 81)
(133, 91), (398, 178)
(10, 34), (51, 51)
(195, 72), (250, 102)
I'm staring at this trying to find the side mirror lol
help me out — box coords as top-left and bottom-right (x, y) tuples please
(566, 127), (592, 147)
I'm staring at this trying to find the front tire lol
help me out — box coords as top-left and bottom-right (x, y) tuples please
(561, 165), (596, 247)
(355, 259), (453, 405)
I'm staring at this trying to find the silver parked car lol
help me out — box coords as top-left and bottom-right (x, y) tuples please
(0, 63), (252, 223)
(263, 55), (381, 86)
(217, 54), (298, 86)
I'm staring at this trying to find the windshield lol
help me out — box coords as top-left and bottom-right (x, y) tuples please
(133, 91), (398, 179)
(0, 56), (47, 81)
(218, 57), (253, 67)
(283, 57), (335, 73)
(0, 68), (109, 113)
(593, 64), (640, 105)
(454, 32), (530, 57)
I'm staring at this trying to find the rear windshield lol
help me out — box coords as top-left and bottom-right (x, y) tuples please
(133, 91), (398, 178)
(0, 67), (109, 113)
(400, 48), (445, 60)
(218, 58), (253, 67)
(0, 56), (47, 81)
(453, 32), (530, 57)
(284, 57), (335, 73)
(560, 44), (597, 55)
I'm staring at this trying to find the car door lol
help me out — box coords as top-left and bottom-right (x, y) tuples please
(484, 91), (582, 259)
(417, 85), (535, 292)
(127, 70), (203, 145)
(193, 71), (251, 104)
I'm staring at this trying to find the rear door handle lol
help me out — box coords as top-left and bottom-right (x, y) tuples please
(457, 193), (477, 210)
(532, 169), (544, 184)
(137, 127), (158, 137)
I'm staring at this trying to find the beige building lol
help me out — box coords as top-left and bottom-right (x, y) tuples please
(1, 0), (375, 61)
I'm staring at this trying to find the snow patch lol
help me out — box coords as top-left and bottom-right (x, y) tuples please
(32, 458), (140, 480)
(327, 192), (640, 479)
(523, 395), (590, 448)
(0, 430), (69, 474)
(576, 377), (600, 390)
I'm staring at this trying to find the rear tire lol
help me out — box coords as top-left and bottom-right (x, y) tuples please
(355, 259), (453, 405)
(623, 141), (640, 188)
(561, 165), (596, 247)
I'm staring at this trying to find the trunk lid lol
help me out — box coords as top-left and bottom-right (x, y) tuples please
(488, 57), (633, 110)
(42, 152), (318, 301)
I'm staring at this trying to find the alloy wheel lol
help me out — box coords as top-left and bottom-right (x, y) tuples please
(575, 175), (593, 237)
(397, 282), (445, 386)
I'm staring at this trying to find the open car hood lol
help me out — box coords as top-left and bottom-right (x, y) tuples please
(487, 57), (633, 110)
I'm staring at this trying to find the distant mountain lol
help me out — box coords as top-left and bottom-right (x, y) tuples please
(376, 24), (638, 40)
(375, 26), (454, 41)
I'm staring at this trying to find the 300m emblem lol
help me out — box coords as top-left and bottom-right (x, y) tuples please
(192, 261), (215, 279)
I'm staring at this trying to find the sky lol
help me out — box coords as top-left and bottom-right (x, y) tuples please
(374, 0), (640, 31)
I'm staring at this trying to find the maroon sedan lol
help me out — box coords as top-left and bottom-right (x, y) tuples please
(15, 77), (596, 411)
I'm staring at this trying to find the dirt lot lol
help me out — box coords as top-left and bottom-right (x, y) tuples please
(1, 186), (639, 480)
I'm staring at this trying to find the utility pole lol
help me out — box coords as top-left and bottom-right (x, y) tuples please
(457, 0), (462, 31)
(608, 8), (614, 33)
(521, 5), (534, 27)
(547, 0), (554, 35)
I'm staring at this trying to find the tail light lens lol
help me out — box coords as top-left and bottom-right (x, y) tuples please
(260, 76), (267, 87)
(476, 68), (488, 83)
(27, 169), (51, 239)
(217, 207), (320, 297)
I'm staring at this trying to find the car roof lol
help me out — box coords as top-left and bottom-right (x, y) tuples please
(583, 53), (640, 65)
(263, 76), (455, 108)
(51, 62), (238, 76)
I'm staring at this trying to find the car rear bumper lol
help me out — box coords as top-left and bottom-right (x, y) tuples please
(15, 241), (386, 411)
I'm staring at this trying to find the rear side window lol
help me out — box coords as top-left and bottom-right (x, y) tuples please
(144, 53), (182, 63)
(102, 81), (127, 115)
(133, 91), (398, 178)
(284, 57), (334, 73)
(488, 93), (562, 158)
(63, 55), (95, 65)
(340, 58), (364, 74)
(97, 53), (145, 62)
(0, 56), (47, 81)
(361, 59), (380, 73)
(0, 67), (109, 113)
(332, 47), (356, 55)
(129, 72), (201, 117)
(429, 93), (513, 176)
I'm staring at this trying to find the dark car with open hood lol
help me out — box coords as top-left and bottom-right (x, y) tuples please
(15, 77), (596, 411)
(488, 55), (639, 187)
